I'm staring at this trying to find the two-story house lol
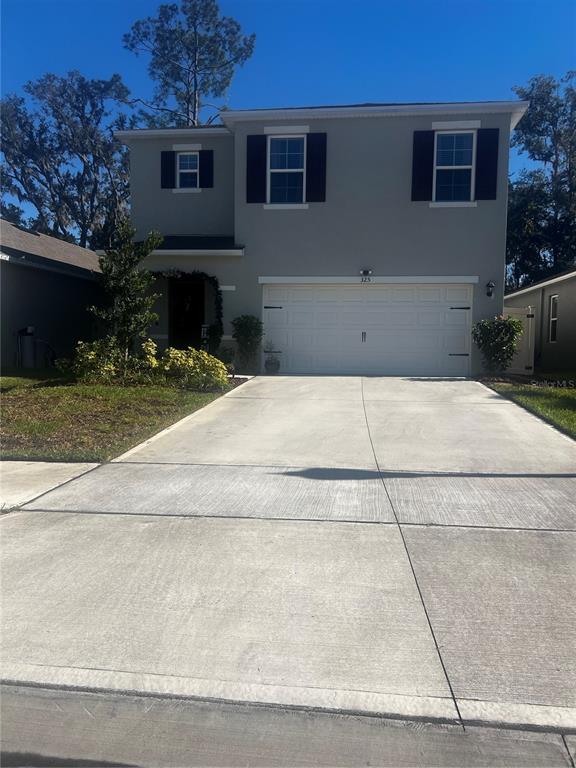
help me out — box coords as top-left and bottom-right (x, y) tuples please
(117, 99), (528, 375)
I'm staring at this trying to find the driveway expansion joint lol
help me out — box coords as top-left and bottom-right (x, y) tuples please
(359, 378), (465, 728)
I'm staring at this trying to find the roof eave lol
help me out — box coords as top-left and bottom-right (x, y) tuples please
(505, 269), (576, 299)
(114, 126), (231, 142)
(221, 101), (530, 129)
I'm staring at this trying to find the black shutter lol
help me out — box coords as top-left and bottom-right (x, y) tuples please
(246, 135), (267, 203)
(199, 150), (214, 188)
(475, 128), (499, 200)
(161, 151), (176, 189)
(411, 131), (435, 201)
(306, 133), (327, 203)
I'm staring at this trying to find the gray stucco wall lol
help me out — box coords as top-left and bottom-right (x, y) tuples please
(505, 275), (576, 372)
(129, 134), (234, 239)
(0, 261), (101, 368)
(131, 110), (514, 373)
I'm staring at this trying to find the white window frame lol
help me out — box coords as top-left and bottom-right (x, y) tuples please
(177, 151), (199, 189)
(266, 134), (307, 205)
(548, 294), (559, 342)
(432, 130), (477, 203)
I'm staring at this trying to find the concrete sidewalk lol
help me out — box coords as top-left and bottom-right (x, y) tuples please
(0, 461), (97, 509)
(1, 686), (573, 767)
(2, 376), (575, 758)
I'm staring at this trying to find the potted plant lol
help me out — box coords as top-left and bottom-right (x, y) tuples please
(263, 341), (281, 375)
(231, 315), (263, 374)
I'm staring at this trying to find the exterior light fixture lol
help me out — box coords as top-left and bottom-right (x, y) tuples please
(486, 280), (496, 298)
(360, 269), (373, 277)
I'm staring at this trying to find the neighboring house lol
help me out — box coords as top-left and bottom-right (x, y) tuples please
(505, 268), (576, 373)
(0, 220), (102, 368)
(116, 99), (528, 375)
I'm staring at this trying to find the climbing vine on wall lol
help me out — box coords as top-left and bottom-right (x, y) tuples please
(155, 269), (223, 353)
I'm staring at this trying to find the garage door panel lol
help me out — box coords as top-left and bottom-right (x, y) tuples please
(264, 308), (288, 329)
(446, 287), (472, 303)
(417, 287), (444, 302)
(445, 310), (471, 328)
(263, 283), (472, 375)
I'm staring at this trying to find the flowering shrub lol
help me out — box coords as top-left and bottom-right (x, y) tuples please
(63, 337), (124, 383)
(62, 337), (228, 391)
(472, 316), (524, 373)
(160, 346), (228, 391)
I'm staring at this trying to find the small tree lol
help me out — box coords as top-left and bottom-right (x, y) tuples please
(472, 316), (524, 375)
(91, 220), (163, 358)
(231, 315), (263, 372)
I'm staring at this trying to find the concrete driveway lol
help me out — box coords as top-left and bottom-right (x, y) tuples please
(2, 377), (576, 761)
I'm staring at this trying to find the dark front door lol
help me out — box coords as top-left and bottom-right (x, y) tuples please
(169, 276), (205, 349)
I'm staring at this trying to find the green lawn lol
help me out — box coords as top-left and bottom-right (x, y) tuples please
(1, 372), (222, 462)
(489, 381), (576, 441)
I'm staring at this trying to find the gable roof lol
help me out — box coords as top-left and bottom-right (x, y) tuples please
(505, 267), (576, 299)
(0, 220), (101, 275)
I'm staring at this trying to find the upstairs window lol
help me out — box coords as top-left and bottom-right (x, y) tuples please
(268, 136), (305, 204)
(434, 132), (475, 201)
(548, 294), (559, 342)
(178, 152), (199, 188)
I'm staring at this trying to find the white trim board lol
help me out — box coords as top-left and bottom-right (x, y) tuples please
(172, 143), (202, 150)
(264, 125), (310, 134)
(258, 275), (479, 285)
(432, 120), (481, 129)
(151, 249), (244, 257)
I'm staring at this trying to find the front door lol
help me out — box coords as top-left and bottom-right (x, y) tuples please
(169, 276), (205, 349)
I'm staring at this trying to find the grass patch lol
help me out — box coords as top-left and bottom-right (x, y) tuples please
(489, 382), (576, 441)
(1, 376), (222, 461)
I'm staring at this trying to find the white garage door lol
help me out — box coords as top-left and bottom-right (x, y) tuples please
(263, 283), (473, 376)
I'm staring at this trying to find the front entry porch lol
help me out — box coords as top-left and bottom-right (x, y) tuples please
(150, 272), (222, 352)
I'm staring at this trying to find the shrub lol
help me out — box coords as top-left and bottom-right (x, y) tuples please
(65, 337), (125, 383)
(64, 337), (227, 390)
(160, 347), (228, 390)
(472, 316), (524, 374)
(231, 315), (263, 372)
(217, 346), (236, 376)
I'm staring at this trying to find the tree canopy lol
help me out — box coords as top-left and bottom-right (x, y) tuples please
(123, 0), (255, 126)
(507, 72), (576, 289)
(0, 71), (133, 248)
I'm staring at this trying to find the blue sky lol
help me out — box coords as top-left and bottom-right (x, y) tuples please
(1, 0), (575, 175)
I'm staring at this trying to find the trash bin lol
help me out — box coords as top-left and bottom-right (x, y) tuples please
(18, 326), (36, 368)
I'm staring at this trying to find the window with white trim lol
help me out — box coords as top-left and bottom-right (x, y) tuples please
(434, 131), (475, 202)
(178, 152), (199, 188)
(267, 136), (305, 203)
(548, 294), (559, 342)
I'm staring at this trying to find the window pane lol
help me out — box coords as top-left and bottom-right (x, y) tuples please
(550, 295), (558, 319)
(550, 318), (558, 342)
(435, 169), (472, 201)
(436, 133), (473, 166)
(179, 171), (198, 188)
(270, 171), (304, 203)
(270, 137), (304, 170)
(179, 153), (198, 170)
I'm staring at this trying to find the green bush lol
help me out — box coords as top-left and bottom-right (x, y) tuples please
(472, 316), (524, 374)
(216, 346), (236, 375)
(160, 346), (228, 390)
(62, 337), (228, 390)
(231, 315), (263, 372)
(61, 337), (126, 383)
